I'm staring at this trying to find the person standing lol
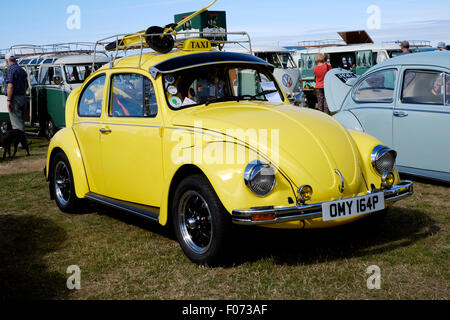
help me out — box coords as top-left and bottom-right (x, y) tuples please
(398, 41), (411, 55)
(313, 53), (332, 115)
(4, 53), (28, 136)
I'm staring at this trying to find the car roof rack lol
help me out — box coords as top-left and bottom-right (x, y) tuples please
(92, 31), (253, 69)
(9, 42), (104, 58)
(381, 40), (432, 48)
(296, 39), (347, 48)
(5, 43), (108, 66)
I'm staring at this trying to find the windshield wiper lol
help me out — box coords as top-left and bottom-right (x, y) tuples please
(205, 96), (242, 106)
(204, 91), (279, 106)
(252, 90), (278, 98)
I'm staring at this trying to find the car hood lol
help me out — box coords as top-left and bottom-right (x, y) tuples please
(170, 103), (365, 200)
(324, 68), (358, 113)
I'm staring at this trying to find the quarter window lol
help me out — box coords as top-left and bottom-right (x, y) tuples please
(78, 75), (106, 117)
(109, 73), (157, 118)
(401, 70), (444, 105)
(353, 69), (397, 103)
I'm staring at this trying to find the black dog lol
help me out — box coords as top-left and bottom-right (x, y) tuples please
(0, 129), (30, 160)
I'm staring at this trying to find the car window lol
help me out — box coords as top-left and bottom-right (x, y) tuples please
(28, 67), (39, 86)
(401, 70), (444, 105)
(353, 69), (397, 103)
(109, 73), (157, 118)
(78, 75), (106, 117)
(446, 74), (450, 106)
(39, 66), (63, 85)
(65, 64), (103, 84)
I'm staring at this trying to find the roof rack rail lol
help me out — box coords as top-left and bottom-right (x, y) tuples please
(0, 49), (8, 58)
(381, 40), (432, 47)
(92, 31), (252, 69)
(9, 42), (102, 58)
(296, 39), (346, 48)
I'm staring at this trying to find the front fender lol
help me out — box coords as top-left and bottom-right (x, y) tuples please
(158, 133), (296, 226)
(46, 128), (89, 199)
(348, 129), (400, 188)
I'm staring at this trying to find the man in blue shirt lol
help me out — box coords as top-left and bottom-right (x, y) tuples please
(4, 52), (28, 133)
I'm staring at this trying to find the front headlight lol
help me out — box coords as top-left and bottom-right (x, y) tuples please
(244, 160), (276, 196)
(371, 145), (397, 175)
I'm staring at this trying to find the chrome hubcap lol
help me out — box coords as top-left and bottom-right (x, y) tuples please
(54, 161), (71, 206)
(178, 191), (213, 254)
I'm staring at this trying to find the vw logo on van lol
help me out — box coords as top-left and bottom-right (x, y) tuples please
(282, 74), (293, 88)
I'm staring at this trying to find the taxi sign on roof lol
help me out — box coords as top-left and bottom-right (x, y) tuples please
(182, 39), (213, 52)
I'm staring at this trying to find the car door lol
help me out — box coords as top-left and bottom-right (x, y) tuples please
(393, 67), (450, 176)
(38, 65), (67, 127)
(72, 73), (107, 194)
(346, 68), (399, 146)
(100, 71), (163, 207)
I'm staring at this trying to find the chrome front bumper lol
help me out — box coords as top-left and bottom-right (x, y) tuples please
(231, 181), (414, 225)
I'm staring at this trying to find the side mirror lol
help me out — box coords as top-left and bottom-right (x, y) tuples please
(53, 75), (63, 86)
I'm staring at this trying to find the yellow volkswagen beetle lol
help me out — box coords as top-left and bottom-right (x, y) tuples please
(44, 38), (413, 265)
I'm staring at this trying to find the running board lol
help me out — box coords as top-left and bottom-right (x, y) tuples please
(85, 192), (160, 222)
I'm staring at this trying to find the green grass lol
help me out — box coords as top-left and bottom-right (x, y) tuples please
(0, 139), (449, 300)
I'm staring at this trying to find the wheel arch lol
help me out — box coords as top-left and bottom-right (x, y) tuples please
(46, 128), (90, 199)
(160, 164), (207, 227)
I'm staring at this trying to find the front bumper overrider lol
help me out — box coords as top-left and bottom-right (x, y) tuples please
(231, 181), (414, 225)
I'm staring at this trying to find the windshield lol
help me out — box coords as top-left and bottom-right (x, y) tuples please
(64, 64), (101, 84)
(164, 64), (284, 110)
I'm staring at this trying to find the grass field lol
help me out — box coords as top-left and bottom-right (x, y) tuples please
(0, 137), (449, 300)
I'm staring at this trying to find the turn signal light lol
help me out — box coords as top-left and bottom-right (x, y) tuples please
(252, 213), (276, 222)
(298, 185), (313, 203)
(382, 172), (395, 189)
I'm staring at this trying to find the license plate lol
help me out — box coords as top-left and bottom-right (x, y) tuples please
(322, 193), (385, 222)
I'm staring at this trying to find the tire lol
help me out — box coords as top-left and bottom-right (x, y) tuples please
(51, 152), (81, 213)
(45, 119), (56, 141)
(172, 174), (232, 266)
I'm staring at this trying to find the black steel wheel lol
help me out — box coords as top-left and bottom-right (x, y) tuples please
(172, 174), (231, 265)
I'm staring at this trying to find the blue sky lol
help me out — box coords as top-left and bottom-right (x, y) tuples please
(1, 0), (449, 49)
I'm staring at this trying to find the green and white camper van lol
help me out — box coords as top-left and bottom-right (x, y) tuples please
(0, 44), (109, 138)
(290, 31), (434, 108)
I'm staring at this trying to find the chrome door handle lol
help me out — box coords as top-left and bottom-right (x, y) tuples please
(100, 128), (112, 134)
(393, 111), (408, 117)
